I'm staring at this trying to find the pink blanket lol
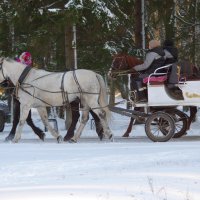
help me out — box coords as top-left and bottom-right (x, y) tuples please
(143, 76), (167, 84)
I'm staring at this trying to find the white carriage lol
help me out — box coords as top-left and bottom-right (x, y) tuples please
(110, 65), (200, 142)
(141, 65), (200, 107)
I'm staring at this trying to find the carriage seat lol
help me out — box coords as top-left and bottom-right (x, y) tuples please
(143, 64), (172, 85)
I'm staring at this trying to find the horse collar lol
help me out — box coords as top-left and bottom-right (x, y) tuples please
(18, 66), (32, 85)
(15, 66), (32, 99)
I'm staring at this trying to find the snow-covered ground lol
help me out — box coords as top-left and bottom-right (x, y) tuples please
(0, 102), (200, 200)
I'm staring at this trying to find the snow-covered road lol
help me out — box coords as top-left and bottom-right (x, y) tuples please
(0, 108), (200, 200)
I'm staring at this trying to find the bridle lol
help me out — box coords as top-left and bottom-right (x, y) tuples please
(108, 55), (132, 79)
(0, 58), (7, 81)
(0, 58), (16, 91)
(111, 55), (129, 71)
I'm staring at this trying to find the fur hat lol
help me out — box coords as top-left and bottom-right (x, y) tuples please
(19, 52), (32, 66)
(149, 40), (161, 49)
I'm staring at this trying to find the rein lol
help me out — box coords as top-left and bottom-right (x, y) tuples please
(113, 69), (139, 75)
(0, 59), (109, 110)
(32, 72), (59, 82)
(109, 54), (142, 78)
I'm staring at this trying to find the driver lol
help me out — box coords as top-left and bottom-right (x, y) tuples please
(131, 39), (165, 102)
(163, 39), (178, 65)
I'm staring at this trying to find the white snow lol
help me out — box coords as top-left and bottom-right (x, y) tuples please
(0, 101), (200, 200)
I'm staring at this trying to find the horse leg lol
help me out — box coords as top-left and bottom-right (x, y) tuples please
(70, 108), (90, 142)
(26, 110), (45, 141)
(5, 98), (45, 141)
(187, 106), (197, 130)
(122, 107), (142, 137)
(122, 117), (135, 137)
(91, 109), (113, 140)
(64, 100), (80, 141)
(90, 110), (104, 140)
(37, 107), (62, 143)
(5, 98), (20, 141)
(12, 104), (30, 143)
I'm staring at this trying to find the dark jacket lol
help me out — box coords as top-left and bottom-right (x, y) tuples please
(134, 47), (165, 75)
(164, 46), (178, 65)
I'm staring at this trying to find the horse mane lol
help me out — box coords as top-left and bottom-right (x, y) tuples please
(126, 54), (143, 67)
(5, 57), (16, 63)
(113, 52), (143, 68)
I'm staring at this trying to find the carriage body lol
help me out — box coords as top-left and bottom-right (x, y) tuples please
(134, 65), (200, 107)
(111, 64), (200, 142)
(147, 80), (200, 107)
(130, 66), (200, 142)
(110, 54), (200, 142)
(133, 80), (200, 107)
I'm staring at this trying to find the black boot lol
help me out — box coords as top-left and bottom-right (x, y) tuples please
(131, 80), (147, 102)
(137, 90), (147, 102)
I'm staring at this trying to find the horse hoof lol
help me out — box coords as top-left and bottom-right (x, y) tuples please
(5, 135), (14, 142)
(69, 138), (77, 143)
(99, 134), (105, 141)
(39, 132), (46, 141)
(122, 133), (129, 137)
(57, 136), (63, 143)
(109, 134), (114, 142)
(63, 135), (73, 142)
(12, 138), (19, 143)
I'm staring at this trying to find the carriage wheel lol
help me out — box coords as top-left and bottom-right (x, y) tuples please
(145, 111), (175, 142)
(165, 109), (188, 138)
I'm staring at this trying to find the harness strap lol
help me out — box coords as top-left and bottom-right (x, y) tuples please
(0, 58), (4, 69)
(60, 71), (70, 109)
(19, 86), (53, 106)
(73, 70), (83, 108)
(16, 66), (32, 99)
(18, 66), (32, 85)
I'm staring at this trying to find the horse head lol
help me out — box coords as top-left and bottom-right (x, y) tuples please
(108, 53), (143, 79)
(0, 57), (28, 87)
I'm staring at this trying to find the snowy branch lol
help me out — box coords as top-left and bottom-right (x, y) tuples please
(175, 12), (200, 26)
(40, 0), (63, 9)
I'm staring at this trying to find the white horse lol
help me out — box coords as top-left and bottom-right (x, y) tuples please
(0, 57), (113, 143)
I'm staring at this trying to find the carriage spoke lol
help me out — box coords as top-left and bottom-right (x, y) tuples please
(145, 112), (175, 142)
(166, 109), (188, 138)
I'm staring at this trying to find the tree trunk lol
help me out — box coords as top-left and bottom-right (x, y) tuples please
(134, 0), (142, 48)
(65, 23), (74, 70)
(161, 0), (175, 40)
(109, 79), (115, 107)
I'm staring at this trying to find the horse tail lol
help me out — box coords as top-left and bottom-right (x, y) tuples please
(96, 74), (111, 122)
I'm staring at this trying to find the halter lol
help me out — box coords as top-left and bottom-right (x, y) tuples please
(109, 55), (130, 79)
(0, 58), (7, 81)
(111, 55), (128, 71)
